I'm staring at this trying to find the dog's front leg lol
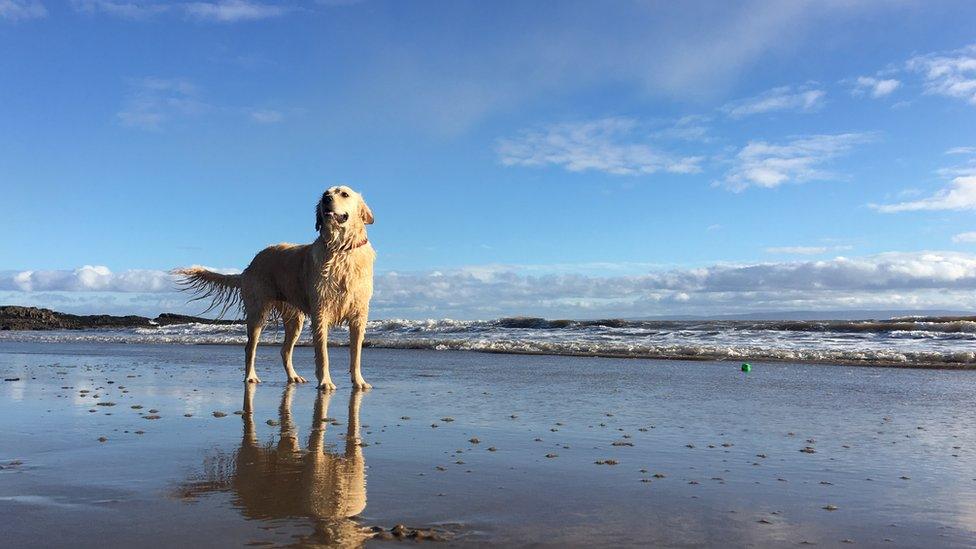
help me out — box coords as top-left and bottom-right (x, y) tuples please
(312, 309), (336, 391)
(348, 316), (371, 391)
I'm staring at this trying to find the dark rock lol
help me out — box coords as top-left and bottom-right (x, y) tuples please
(0, 305), (244, 331)
(152, 313), (242, 326)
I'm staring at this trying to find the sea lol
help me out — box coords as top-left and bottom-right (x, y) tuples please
(1, 315), (974, 367)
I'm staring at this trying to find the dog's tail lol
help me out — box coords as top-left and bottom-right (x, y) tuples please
(172, 267), (243, 319)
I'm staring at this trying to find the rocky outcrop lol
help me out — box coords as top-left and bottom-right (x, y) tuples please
(0, 306), (242, 331)
(152, 313), (241, 326)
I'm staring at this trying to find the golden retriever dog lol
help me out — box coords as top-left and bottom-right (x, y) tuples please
(175, 186), (376, 391)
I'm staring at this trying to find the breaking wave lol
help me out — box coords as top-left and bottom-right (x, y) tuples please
(1, 315), (974, 367)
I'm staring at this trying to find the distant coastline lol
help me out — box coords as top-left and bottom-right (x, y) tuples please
(0, 306), (243, 331)
(3, 305), (975, 331)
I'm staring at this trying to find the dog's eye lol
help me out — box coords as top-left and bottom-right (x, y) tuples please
(341, 191), (349, 198)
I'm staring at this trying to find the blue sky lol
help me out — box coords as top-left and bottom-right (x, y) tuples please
(2, 0), (976, 318)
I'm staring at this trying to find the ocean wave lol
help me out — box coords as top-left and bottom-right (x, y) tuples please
(766, 319), (976, 334)
(375, 316), (976, 335)
(364, 338), (976, 367)
(1, 316), (974, 368)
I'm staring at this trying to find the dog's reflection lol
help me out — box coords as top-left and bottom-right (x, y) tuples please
(182, 385), (368, 545)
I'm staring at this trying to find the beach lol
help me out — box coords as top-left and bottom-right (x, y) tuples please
(2, 341), (976, 547)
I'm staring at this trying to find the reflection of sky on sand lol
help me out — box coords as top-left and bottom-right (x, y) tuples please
(1, 341), (976, 547)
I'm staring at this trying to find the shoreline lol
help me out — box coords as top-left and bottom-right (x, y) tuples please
(3, 306), (973, 370)
(1, 335), (973, 370)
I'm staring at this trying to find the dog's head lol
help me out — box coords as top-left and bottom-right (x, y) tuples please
(315, 185), (374, 234)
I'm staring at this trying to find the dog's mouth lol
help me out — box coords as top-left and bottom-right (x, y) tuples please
(322, 211), (350, 224)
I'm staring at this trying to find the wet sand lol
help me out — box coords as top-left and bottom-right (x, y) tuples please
(2, 341), (976, 547)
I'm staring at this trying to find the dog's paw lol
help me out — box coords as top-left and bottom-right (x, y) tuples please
(287, 375), (308, 384)
(352, 380), (372, 391)
(317, 380), (337, 392)
(245, 376), (262, 384)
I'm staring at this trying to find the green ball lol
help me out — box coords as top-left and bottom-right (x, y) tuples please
(741, 363), (752, 372)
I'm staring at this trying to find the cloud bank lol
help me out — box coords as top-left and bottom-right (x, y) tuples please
(0, 265), (239, 293)
(4, 252), (975, 318)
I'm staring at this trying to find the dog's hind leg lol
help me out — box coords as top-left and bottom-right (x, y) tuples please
(280, 309), (307, 383)
(244, 306), (269, 384)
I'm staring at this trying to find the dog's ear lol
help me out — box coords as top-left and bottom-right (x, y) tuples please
(360, 199), (374, 225)
(315, 203), (323, 232)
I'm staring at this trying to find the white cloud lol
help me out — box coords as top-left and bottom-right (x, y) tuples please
(871, 176), (976, 213)
(72, 0), (286, 22)
(497, 118), (703, 176)
(116, 77), (207, 130)
(907, 43), (976, 106)
(71, 0), (168, 19)
(953, 232), (976, 244)
(0, 265), (239, 293)
(947, 146), (976, 155)
(721, 85), (825, 118)
(5, 252), (976, 318)
(718, 133), (874, 192)
(249, 109), (283, 123)
(765, 245), (853, 255)
(936, 161), (976, 179)
(852, 76), (901, 98)
(648, 115), (712, 142)
(1, 266), (174, 293)
(184, 0), (286, 22)
(0, 0), (46, 20)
